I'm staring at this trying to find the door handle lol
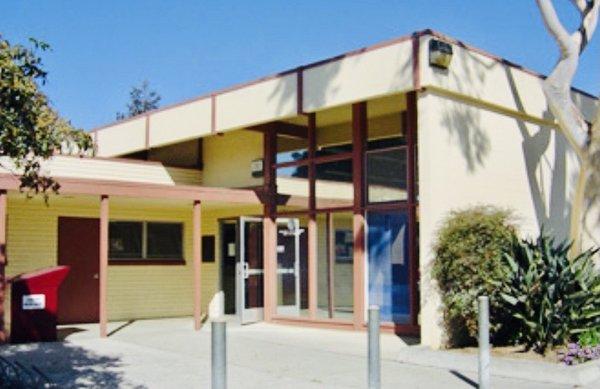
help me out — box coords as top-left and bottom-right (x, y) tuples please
(93, 273), (99, 279)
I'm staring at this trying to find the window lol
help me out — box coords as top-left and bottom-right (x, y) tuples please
(366, 147), (408, 203)
(109, 221), (183, 261)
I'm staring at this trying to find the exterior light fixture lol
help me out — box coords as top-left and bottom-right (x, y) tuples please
(429, 39), (453, 69)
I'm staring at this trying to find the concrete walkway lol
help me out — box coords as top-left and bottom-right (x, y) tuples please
(0, 317), (595, 388)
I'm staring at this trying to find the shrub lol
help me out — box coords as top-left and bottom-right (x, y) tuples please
(500, 233), (600, 353)
(432, 206), (517, 347)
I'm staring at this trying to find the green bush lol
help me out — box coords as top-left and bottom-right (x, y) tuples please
(500, 233), (600, 353)
(432, 206), (517, 347)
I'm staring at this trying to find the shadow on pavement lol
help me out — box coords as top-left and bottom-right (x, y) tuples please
(0, 341), (140, 388)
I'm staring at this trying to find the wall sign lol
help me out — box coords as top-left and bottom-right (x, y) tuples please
(22, 294), (46, 310)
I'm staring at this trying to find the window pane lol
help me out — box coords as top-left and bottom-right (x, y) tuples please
(147, 223), (183, 259)
(367, 95), (405, 151)
(316, 211), (354, 320)
(275, 217), (308, 317)
(276, 165), (309, 212)
(276, 117), (309, 164)
(316, 105), (352, 156)
(367, 210), (410, 324)
(109, 222), (142, 258)
(367, 147), (407, 203)
(315, 159), (353, 209)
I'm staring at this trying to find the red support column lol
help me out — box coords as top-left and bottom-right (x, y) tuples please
(406, 91), (420, 327)
(99, 195), (109, 338)
(193, 200), (202, 330)
(352, 102), (367, 329)
(307, 113), (317, 319)
(0, 190), (7, 342)
(263, 125), (277, 321)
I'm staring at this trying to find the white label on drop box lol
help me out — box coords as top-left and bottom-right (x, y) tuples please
(22, 294), (46, 310)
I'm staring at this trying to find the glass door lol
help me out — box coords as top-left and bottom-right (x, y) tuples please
(276, 218), (302, 316)
(238, 217), (264, 324)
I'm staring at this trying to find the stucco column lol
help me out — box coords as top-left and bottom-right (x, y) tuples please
(192, 200), (202, 330)
(99, 195), (109, 338)
(0, 190), (7, 342)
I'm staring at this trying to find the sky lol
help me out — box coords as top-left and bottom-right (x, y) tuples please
(1, 1), (598, 131)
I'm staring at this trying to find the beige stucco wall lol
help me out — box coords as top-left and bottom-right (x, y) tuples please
(149, 99), (212, 148)
(201, 130), (263, 188)
(418, 34), (597, 123)
(5, 194), (261, 323)
(96, 116), (147, 156)
(417, 90), (583, 348)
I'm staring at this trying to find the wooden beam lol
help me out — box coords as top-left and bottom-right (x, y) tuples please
(99, 195), (109, 338)
(249, 121), (309, 139)
(406, 91), (420, 326)
(193, 200), (202, 330)
(352, 102), (367, 329)
(263, 126), (277, 321)
(0, 190), (7, 343)
(326, 213), (335, 319)
(307, 113), (317, 319)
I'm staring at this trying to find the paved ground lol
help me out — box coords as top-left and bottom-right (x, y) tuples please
(0, 317), (596, 388)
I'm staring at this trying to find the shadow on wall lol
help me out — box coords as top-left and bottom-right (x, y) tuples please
(266, 43), (413, 117)
(0, 342), (138, 388)
(505, 66), (570, 241)
(440, 44), (571, 241)
(439, 42), (492, 172)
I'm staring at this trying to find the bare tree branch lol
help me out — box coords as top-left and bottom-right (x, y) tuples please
(570, 0), (590, 13)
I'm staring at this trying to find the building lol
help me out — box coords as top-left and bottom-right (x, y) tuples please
(1, 30), (597, 348)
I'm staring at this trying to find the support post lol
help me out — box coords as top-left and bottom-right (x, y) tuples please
(478, 296), (490, 389)
(99, 195), (109, 338)
(0, 190), (7, 343)
(307, 113), (317, 319)
(368, 305), (381, 389)
(211, 319), (227, 389)
(262, 125), (277, 321)
(193, 200), (202, 330)
(352, 102), (367, 329)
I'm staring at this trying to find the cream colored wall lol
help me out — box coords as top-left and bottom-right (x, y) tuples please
(303, 41), (413, 112)
(201, 130), (263, 188)
(5, 194), (261, 322)
(418, 34), (598, 123)
(96, 117), (147, 156)
(149, 99), (212, 148)
(215, 74), (298, 132)
(417, 90), (581, 348)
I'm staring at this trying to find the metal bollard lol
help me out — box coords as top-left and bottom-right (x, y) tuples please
(478, 296), (490, 389)
(368, 305), (381, 389)
(211, 320), (227, 389)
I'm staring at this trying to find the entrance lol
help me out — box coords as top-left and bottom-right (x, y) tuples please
(276, 218), (304, 316)
(237, 217), (264, 324)
(57, 217), (100, 324)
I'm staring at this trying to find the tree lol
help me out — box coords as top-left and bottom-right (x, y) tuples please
(116, 80), (161, 120)
(535, 0), (600, 253)
(0, 35), (93, 198)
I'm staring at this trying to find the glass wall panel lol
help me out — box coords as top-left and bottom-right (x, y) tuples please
(367, 95), (405, 151)
(276, 165), (309, 212)
(316, 105), (352, 156)
(315, 159), (353, 209)
(277, 135), (308, 164)
(367, 210), (410, 324)
(276, 217), (308, 316)
(316, 211), (354, 320)
(366, 147), (407, 203)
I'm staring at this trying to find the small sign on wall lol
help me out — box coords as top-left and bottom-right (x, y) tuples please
(22, 294), (46, 310)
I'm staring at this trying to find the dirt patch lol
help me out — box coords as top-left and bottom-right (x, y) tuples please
(452, 345), (560, 364)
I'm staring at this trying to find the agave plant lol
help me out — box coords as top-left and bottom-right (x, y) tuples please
(500, 232), (600, 353)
